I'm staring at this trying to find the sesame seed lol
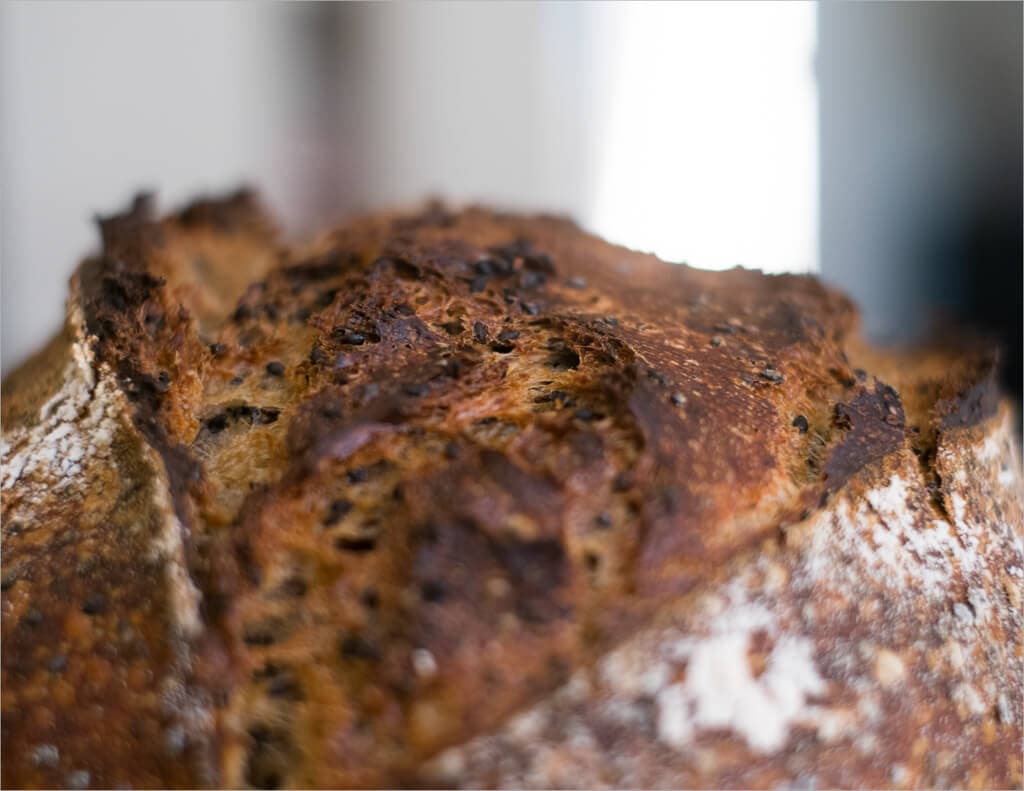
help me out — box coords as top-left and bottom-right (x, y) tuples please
(265, 361), (285, 377)
(337, 331), (365, 346)
(30, 744), (59, 768)
(792, 414), (809, 434)
(412, 648), (438, 678)
(324, 499), (352, 526)
(340, 634), (379, 661)
(82, 593), (106, 615)
(48, 654), (68, 673)
(420, 580), (446, 602)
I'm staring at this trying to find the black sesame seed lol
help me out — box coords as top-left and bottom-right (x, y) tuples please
(761, 367), (784, 383)
(347, 467), (369, 483)
(490, 342), (516, 354)
(22, 608), (43, 627)
(403, 383), (429, 397)
(420, 580), (446, 602)
(523, 253), (554, 273)
(210, 342), (227, 356)
(595, 512), (613, 528)
(646, 368), (669, 386)
(473, 321), (489, 344)
(309, 344), (328, 365)
(567, 276), (587, 289)
(279, 577), (308, 598)
(337, 331), (365, 346)
(613, 472), (632, 492)
(444, 442), (460, 459)
(229, 375), (245, 386)
(470, 275), (490, 293)
(48, 654), (68, 673)
(442, 358), (462, 378)
(474, 258), (497, 275)
(713, 324), (736, 335)
(519, 270), (547, 290)
(360, 588), (380, 609)
(521, 302), (540, 316)
(335, 536), (377, 553)
(670, 392), (687, 406)
(265, 361), (285, 377)
(792, 414), (809, 434)
(242, 626), (277, 646)
(573, 408), (597, 421)
(340, 634), (379, 661)
(497, 329), (520, 342)
(710, 335), (723, 347)
(233, 304), (253, 322)
(82, 593), (106, 615)
(267, 673), (303, 700)
(206, 414), (229, 434)
(325, 499), (353, 525)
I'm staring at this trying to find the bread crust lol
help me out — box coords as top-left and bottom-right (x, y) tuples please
(2, 192), (1021, 789)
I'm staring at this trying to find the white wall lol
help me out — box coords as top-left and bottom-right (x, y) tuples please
(588, 1), (817, 273)
(2, 2), (819, 375)
(0, 1), (290, 374)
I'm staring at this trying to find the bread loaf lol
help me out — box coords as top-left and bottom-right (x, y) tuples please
(2, 192), (1021, 789)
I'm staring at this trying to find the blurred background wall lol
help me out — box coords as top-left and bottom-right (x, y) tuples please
(1, 1), (1020, 397)
(819, 1), (1022, 395)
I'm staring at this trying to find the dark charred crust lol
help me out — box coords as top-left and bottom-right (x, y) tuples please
(935, 358), (1001, 430)
(823, 383), (906, 492)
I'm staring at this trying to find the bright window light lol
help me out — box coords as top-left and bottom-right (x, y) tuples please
(587, 1), (818, 274)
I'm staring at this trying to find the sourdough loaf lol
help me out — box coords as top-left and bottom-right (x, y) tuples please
(2, 192), (1021, 789)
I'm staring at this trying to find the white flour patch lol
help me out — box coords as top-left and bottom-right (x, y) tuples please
(802, 474), (970, 601)
(656, 626), (826, 753)
(2, 346), (123, 496)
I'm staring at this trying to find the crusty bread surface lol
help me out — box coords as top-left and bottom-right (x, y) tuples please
(2, 192), (1021, 789)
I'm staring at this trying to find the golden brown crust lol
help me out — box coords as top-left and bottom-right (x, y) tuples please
(2, 192), (1021, 789)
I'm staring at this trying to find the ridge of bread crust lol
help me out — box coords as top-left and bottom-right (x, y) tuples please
(2, 191), (1021, 789)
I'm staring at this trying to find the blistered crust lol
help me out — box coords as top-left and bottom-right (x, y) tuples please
(2, 192), (1021, 789)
